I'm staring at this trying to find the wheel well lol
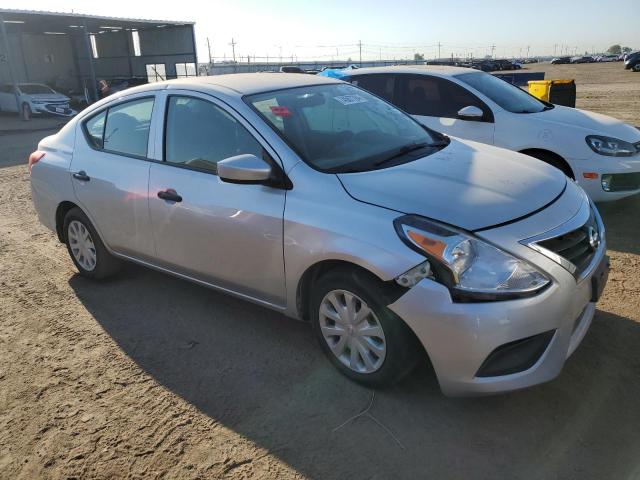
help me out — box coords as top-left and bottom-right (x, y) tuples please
(55, 201), (79, 242)
(519, 148), (575, 179)
(296, 260), (406, 322)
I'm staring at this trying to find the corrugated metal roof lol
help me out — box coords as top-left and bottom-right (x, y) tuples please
(0, 8), (194, 25)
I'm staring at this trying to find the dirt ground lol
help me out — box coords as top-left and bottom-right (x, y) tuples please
(1, 63), (639, 480)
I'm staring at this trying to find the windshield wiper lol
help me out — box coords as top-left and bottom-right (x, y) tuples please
(373, 142), (432, 167)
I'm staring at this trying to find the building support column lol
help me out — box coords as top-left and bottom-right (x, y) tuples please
(81, 18), (99, 103)
(0, 14), (22, 116)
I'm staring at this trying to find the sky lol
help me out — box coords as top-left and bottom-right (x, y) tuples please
(5, 0), (640, 62)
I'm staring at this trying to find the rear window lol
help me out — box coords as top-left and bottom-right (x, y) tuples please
(83, 97), (155, 157)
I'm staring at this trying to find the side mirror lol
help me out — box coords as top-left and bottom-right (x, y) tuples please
(457, 105), (484, 121)
(217, 154), (272, 184)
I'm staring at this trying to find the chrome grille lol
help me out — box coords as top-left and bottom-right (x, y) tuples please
(536, 210), (599, 277)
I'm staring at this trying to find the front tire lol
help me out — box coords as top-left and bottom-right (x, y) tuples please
(63, 207), (121, 279)
(310, 267), (420, 388)
(21, 103), (32, 121)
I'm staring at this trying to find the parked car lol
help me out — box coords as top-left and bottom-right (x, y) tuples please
(30, 73), (609, 396)
(343, 66), (640, 201)
(570, 56), (594, 64)
(597, 55), (618, 63)
(493, 59), (515, 71)
(0, 83), (76, 118)
(624, 51), (640, 71)
(279, 66), (306, 74)
(550, 57), (572, 64)
(471, 60), (498, 72)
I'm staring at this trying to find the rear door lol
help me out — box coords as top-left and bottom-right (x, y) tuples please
(147, 91), (286, 306)
(70, 93), (157, 259)
(347, 74), (397, 104)
(395, 74), (495, 143)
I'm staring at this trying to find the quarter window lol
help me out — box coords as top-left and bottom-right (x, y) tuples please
(85, 110), (106, 149)
(164, 96), (263, 174)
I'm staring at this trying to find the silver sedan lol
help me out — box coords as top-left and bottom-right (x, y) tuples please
(29, 73), (609, 396)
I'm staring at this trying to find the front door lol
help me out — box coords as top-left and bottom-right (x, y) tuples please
(148, 92), (286, 306)
(396, 74), (495, 144)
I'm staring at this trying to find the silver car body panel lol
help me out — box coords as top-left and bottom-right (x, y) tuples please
(29, 74), (608, 396)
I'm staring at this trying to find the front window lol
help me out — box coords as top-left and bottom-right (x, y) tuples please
(19, 84), (55, 95)
(246, 84), (444, 173)
(456, 72), (550, 114)
(164, 96), (264, 174)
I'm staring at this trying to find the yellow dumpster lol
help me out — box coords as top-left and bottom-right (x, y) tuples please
(528, 80), (576, 107)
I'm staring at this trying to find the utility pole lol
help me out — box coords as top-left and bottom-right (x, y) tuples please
(206, 37), (212, 64)
(437, 41), (442, 60)
(526, 45), (530, 59)
(490, 44), (496, 58)
(229, 38), (237, 62)
(358, 40), (362, 65)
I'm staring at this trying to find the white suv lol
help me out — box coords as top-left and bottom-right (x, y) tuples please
(343, 66), (640, 202)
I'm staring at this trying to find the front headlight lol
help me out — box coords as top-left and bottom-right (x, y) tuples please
(586, 135), (637, 157)
(394, 215), (549, 301)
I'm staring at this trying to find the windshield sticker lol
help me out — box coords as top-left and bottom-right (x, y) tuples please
(270, 105), (292, 117)
(333, 95), (368, 106)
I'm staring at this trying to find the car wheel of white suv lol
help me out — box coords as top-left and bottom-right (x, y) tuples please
(63, 207), (121, 279)
(310, 267), (420, 387)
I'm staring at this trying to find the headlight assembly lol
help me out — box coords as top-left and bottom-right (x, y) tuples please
(586, 135), (637, 157)
(394, 215), (550, 301)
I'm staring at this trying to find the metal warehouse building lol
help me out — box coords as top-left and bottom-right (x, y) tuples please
(0, 9), (196, 105)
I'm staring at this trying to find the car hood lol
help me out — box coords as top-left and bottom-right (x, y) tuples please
(26, 94), (69, 102)
(532, 105), (640, 141)
(337, 139), (567, 231)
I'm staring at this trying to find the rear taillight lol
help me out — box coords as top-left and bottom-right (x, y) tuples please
(28, 151), (46, 172)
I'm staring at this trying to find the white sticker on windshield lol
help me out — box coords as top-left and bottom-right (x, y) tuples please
(333, 94), (368, 105)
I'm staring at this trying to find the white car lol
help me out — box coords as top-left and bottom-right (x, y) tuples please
(343, 66), (640, 201)
(0, 83), (76, 119)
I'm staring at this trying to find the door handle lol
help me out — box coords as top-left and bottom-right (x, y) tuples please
(157, 189), (182, 203)
(72, 170), (90, 181)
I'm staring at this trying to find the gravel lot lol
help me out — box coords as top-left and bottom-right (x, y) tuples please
(1, 63), (639, 479)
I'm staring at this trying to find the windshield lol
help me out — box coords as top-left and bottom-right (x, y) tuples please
(19, 84), (55, 95)
(455, 72), (549, 114)
(246, 84), (445, 173)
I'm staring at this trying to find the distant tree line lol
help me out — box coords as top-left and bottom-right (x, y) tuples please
(607, 45), (633, 55)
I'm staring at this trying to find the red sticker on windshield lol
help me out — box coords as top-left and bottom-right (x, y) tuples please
(270, 106), (292, 117)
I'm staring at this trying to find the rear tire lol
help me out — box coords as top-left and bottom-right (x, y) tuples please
(633, 64), (640, 72)
(63, 207), (121, 279)
(310, 267), (420, 388)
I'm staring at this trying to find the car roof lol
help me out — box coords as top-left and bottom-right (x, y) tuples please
(341, 65), (478, 78)
(121, 72), (342, 97)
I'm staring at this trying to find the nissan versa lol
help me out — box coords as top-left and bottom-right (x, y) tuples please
(29, 73), (609, 396)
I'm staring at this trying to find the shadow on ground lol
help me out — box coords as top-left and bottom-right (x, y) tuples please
(69, 263), (640, 479)
(597, 194), (640, 256)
